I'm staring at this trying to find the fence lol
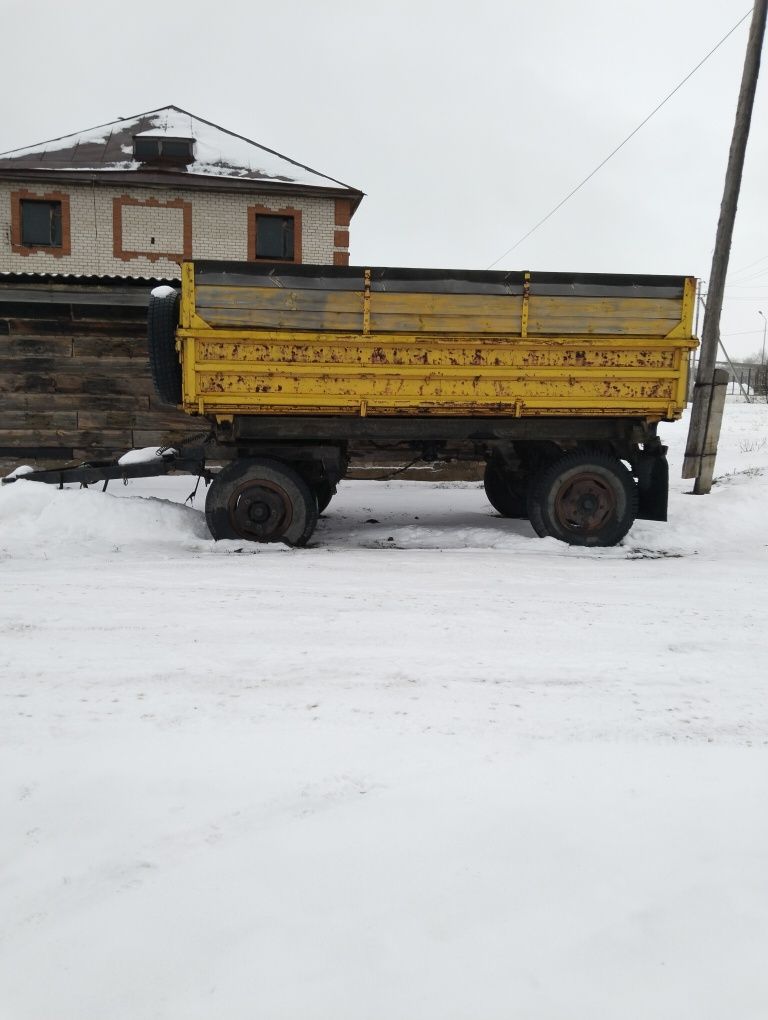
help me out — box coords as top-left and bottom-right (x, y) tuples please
(688, 355), (768, 400)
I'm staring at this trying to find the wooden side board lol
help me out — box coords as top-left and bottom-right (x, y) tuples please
(193, 281), (685, 337)
(0, 290), (194, 471)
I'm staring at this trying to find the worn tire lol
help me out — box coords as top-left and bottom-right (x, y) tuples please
(147, 290), (182, 405)
(205, 457), (318, 546)
(483, 461), (528, 518)
(527, 451), (637, 547)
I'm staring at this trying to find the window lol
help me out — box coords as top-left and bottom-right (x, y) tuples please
(256, 214), (295, 259)
(255, 215), (295, 260)
(248, 205), (301, 263)
(11, 190), (71, 257)
(162, 139), (194, 162)
(134, 137), (160, 161)
(133, 136), (194, 165)
(21, 200), (62, 247)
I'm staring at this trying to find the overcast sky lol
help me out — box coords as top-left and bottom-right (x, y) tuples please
(1, 0), (766, 358)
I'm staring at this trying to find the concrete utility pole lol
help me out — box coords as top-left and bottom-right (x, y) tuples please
(683, 0), (768, 492)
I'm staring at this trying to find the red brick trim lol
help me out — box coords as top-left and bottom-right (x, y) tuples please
(10, 189), (72, 257)
(333, 229), (349, 249)
(112, 195), (193, 263)
(334, 199), (351, 228)
(333, 251), (350, 266)
(247, 205), (302, 263)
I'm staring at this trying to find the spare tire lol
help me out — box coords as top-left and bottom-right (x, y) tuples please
(147, 289), (182, 405)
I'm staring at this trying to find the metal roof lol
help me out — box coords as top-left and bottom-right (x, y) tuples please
(0, 105), (364, 208)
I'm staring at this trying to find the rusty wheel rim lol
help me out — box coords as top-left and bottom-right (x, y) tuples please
(554, 471), (615, 534)
(228, 479), (293, 541)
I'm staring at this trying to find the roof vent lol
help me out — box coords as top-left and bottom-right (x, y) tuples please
(133, 135), (194, 165)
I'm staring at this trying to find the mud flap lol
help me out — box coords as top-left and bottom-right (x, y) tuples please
(636, 447), (668, 521)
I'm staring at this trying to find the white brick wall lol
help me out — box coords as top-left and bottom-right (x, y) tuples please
(0, 181), (340, 277)
(121, 203), (186, 255)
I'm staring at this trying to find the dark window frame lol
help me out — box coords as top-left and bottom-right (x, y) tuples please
(10, 190), (71, 257)
(133, 135), (195, 165)
(20, 199), (62, 247)
(248, 205), (302, 264)
(255, 214), (295, 261)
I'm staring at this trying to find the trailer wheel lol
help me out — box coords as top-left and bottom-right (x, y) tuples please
(147, 289), (182, 405)
(527, 452), (637, 546)
(483, 461), (527, 518)
(205, 458), (318, 546)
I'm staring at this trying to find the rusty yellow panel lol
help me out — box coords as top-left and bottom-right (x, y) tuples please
(180, 262), (196, 329)
(179, 275), (696, 420)
(193, 338), (681, 371)
(665, 277), (698, 338)
(180, 336), (197, 407)
(194, 362), (685, 385)
(195, 369), (678, 400)
(190, 357), (682, 425)
(180, 328), (696, 420)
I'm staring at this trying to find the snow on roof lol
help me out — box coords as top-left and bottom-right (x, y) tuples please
(0, 105), (361, 194)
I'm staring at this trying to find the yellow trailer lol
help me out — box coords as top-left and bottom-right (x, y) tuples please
(147, 261), (698, 547)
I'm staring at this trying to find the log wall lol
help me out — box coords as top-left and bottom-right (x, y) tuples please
(0, 281), (195, 472)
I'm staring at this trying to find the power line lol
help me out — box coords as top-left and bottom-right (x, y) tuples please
(726, 264), (768, 284)
(721, 328), (766, 336)
(728, 252), (768, 275)
(486, 9), (753, 270)
(725, 277), (768, 286)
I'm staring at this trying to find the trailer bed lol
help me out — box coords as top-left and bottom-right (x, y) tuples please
(176, 262), (697, 422)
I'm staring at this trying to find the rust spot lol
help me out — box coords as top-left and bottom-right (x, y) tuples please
(372, 347), (387, 364)
(471, 349), (483, 365)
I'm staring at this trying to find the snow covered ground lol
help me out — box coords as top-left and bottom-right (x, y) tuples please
(1, 401), (767, 1019)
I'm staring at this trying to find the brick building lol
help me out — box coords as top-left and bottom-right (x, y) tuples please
(0, 106), (364, 467)
(0, 105), (363, 275)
